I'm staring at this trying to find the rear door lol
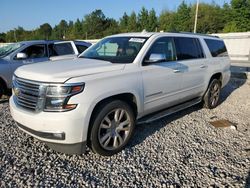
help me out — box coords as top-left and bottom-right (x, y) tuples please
(141, 37), (184, 114)
(48, 41), (78, 61)
(174, 37), (207, 101)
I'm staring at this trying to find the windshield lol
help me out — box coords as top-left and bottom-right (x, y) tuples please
(79, 37), (148, 63)
(0, 43), (23, 58)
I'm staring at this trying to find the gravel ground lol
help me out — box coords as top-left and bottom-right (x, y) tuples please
(0, 78), (249, 187)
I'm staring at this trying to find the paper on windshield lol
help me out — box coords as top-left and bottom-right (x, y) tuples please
(129, 38), (146, 43)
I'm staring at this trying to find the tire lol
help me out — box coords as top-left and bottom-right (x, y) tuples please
(89, 100), (135, 156)
(203, 79), (221, 109)
(0, 84), (4, 99)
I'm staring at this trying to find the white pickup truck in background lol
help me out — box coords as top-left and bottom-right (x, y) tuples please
(10, 32), (230, 156)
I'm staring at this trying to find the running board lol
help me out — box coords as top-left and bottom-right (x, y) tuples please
(137, 97), (202, 124)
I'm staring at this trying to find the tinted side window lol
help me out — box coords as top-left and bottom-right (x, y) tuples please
(76, 45), (88, 53)
(21, 44), (47, 58)
(174, 37), (204, 60)
(145, 37), (176, 63)
(205, 39), (228, 57)
(49, 43), (75, 57)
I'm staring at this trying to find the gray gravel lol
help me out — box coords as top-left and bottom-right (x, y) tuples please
(0, 78), (250, 187)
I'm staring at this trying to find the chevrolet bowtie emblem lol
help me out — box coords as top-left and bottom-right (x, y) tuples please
(14, 87), (21, 96)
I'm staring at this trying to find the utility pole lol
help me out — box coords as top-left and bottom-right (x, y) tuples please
(194, 0), (199, 33)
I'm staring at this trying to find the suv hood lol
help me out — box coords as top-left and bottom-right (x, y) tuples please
(15, 58), (125, 83)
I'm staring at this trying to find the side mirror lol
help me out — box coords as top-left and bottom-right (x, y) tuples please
(16, 52), (28, 59)
(144, 53), (166, 64)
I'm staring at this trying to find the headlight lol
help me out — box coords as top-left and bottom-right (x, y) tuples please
(44, 83), (84, 112)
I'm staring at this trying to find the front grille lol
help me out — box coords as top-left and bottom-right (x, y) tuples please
(13, 77), (42, 111)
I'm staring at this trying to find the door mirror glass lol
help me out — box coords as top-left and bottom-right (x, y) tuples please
(16, 52), (28, 59)
(145, 53), (166, 63)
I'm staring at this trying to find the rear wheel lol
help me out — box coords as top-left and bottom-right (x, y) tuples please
(89, 100), (135, 156)
(203, 79), (221, 109)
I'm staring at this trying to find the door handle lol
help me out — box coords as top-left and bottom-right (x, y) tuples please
(173, 69), (181, 73)
(200, 65), (208, 69)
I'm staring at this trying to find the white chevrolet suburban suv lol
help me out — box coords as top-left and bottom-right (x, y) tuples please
(10, 32), (231, 156)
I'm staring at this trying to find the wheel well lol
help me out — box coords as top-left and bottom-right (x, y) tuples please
(91, 93), (138, 119)
(0, 77), (7, 93)
(209, 73), (222, 85)
(87, 93), (138, 146)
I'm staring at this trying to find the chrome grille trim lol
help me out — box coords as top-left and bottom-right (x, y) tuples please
(13, 76), (42, 112)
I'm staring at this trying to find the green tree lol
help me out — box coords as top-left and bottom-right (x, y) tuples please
(104, 18), (120, 36)
(138, 7), (149, 31)
(0, 33), (6, 42)
(159, 10), (177, 32)
(192, 3), (224, 33)
(175, 1), (192, 32)
(119, 12), (129, 32)
(72, 19), (83, 39)
(59, 20), (68, 39)
(127, 12), (139, 32)
(39, 23), (52, 40)
(83, 9), (108, 39)
(230, 0), (250, 31)
(148, 9), (158, 31)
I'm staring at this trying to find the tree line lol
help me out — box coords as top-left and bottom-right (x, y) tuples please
(1, 0), (249, 42)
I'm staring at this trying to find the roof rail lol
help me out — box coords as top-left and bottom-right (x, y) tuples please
(168, 31), (219, 38)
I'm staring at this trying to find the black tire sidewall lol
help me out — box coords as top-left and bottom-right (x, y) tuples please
(90, 100), (135, 156)
(204, 79), (221, 109)
(0, 85), (4, 99)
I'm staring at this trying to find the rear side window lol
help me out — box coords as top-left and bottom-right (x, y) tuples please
(174, 37), (204, 60)
(205, 39), (228, 57)
(49, 43), (75, 57)
(76, 45), (88, 53)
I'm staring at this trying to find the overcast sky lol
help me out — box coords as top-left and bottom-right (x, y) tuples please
(0, 0), (231, 32)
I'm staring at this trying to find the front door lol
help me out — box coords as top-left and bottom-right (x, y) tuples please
(141, 37), (184, 114)
(11, 44), (49, 76)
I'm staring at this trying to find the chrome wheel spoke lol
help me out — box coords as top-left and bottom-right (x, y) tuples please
(100, 123), (110, 129)
(114, 109), (125, 122)
(113, 136), (119, 148)
(103, 136), (112, 147)
(104, 116), (112, 125)
(117, 133), (124, 145)
(118, 119), (130, 128)
(118, 126), (130, 131)
(100, 132), (111, 144)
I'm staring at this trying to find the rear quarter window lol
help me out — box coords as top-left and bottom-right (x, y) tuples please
(204, 39), (228, 57)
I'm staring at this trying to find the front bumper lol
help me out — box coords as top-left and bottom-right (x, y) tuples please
(10, 96), (89, 154)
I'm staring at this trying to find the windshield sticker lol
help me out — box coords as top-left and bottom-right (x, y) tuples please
(129, 38), (146, 43)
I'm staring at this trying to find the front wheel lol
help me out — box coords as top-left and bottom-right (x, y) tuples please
(89, 100), (135, 156)
(0, 84), (4, 99)
(203, 79), (221, 109)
